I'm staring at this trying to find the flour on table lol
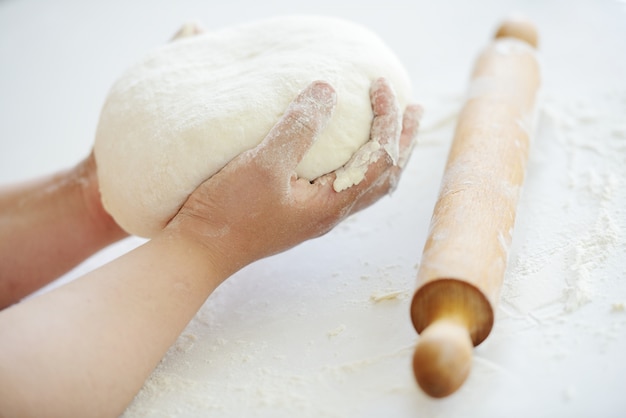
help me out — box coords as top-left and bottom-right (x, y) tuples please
(94, 16), (412, 237)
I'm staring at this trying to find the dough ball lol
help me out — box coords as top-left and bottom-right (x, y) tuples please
(94, 16), (412, 237)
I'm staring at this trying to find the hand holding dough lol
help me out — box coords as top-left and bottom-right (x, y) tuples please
(167, 79), (421, 273)
(94, 16), (413, 237)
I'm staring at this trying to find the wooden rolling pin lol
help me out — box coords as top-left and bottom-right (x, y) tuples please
(410, 17), (541, 398)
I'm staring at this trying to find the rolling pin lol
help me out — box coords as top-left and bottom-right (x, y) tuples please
(410, 17), (541, 398)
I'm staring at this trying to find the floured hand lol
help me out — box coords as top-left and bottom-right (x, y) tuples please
(167, 79), (421, 277)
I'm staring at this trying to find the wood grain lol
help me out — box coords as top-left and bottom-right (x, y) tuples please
(410, 17), (541, 398)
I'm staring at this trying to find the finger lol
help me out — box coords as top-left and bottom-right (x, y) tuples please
(326, 104), (423, 212)
(370, 77), (402, 164)
(317, 143), (395, 210)
(312, 98), (422, 221)
(398, 104), (424, 168)
(343, 155), (396, 203)
(254, 81), (336, 174)
(329, 78), (402, 192)
(346, 104), (424, 210)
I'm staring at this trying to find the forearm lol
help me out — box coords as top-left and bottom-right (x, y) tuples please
(0, 229), (226, 417)
(0, 160), (127, 308)
(0, 78), (418, 417)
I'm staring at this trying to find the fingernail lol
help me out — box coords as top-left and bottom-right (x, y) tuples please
(308, 80), (337, 108)
(370, 77), (388, 93)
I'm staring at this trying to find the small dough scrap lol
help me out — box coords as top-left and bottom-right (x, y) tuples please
(94, 16), (412, 237)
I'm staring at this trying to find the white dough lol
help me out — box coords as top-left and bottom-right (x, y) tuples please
(94, 16), (412, 237)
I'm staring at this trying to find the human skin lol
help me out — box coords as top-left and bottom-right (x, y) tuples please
(0, 153), (128, 309)
(0, 79), (421, 417)
(0, 23), (204, 309)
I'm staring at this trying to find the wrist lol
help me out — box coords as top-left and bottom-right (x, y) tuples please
(163, 214), (246, 282)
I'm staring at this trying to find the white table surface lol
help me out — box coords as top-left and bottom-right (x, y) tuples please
(1, 1), (625, 417)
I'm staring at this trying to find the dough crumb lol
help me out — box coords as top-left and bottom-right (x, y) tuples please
(333, 140), (383, 192)
(611, 302), (625, 313)
(327, 325), (346, 338)
(370, 289), (408, 303)
(173, 333), (197, 353)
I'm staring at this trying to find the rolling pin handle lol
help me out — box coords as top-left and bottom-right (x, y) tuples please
(412, 318), (473, 398)
(495, 15), (539, 47)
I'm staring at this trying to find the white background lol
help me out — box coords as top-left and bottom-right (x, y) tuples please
(1, 0), (625, 417)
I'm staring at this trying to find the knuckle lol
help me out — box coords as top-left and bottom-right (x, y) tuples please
(288, 108), (318, 138)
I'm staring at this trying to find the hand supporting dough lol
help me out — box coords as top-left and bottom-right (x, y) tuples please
(168, 79), (421, 277)
(95, 16), (414, 237)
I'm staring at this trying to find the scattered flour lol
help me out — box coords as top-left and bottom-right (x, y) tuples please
(369, 289), (409, 303)
(502, 95), (624, 317)
(611, 303), (625, 313)
(564, 207), (619, 312)
(327, 325), (346, 338)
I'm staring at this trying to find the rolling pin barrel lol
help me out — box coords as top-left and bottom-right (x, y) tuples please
(410, 18), (541, 398)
